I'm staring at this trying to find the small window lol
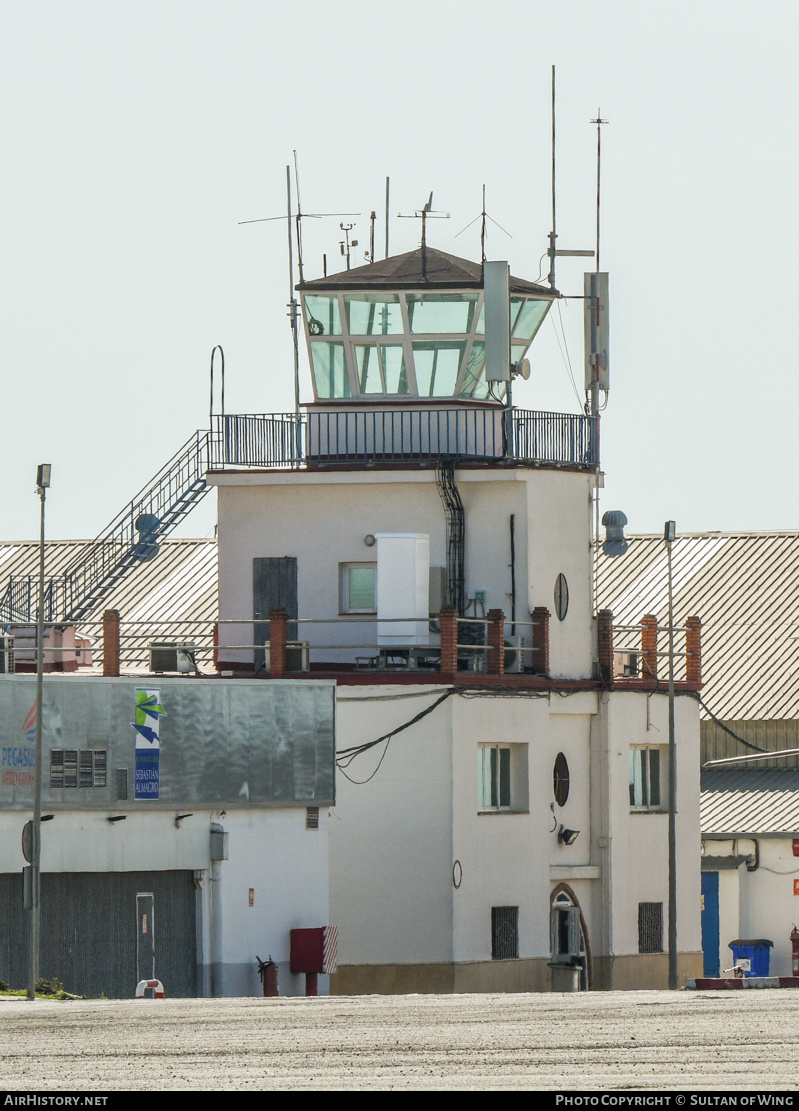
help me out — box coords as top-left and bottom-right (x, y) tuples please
(340, 563), (376, 613)
(306, 806), (319, 830)
(553, 752), (570, 807)
(629, 747), (663, 809)
(478, 745), (511, 810)
(638, 902), (663, 953)
(554, 574), (569, 621)
(491, 906), (519, 960)
(51, 749), (107, 790)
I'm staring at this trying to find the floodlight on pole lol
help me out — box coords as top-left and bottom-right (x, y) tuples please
(665, 519), (678, 990)
(27, 464), (50, 1000)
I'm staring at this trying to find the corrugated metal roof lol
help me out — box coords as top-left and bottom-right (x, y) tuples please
(0, 538), (217, 660)
(598, 531), (799, 721)
(701, 767), (799, 834)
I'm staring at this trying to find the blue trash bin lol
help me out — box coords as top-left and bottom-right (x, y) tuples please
(728, 938), (773, 977)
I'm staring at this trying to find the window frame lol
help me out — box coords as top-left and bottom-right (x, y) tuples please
(478, 744), (511, 811)
(301, 288), (550, 401)
(629, 745), (664, 811)
(339, 562), (377, 615)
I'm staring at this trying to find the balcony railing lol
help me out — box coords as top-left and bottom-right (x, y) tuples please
(211, 408), (597, 470)
(2, 608), (702, 688)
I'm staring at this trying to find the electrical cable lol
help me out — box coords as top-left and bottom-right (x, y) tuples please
(550, 302), (583, 408)
(336, 688), (456, 769)
(687, 691), (768, 754)
(336, 684), (555, 780)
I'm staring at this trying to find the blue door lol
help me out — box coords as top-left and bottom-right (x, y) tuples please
(701, 871), (720, 977)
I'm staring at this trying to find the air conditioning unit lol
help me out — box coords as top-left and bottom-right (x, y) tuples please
(264, 641), (310, 673)
(504, 635), (527, 674)
(614, 650), (639, 678)
(149, 643), (196, 674)
(0, 635), (14, 674)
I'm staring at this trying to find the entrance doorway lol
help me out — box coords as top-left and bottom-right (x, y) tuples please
(550, 886), (590, 990)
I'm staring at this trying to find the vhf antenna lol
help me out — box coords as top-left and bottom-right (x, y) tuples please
(548, 64), (557, 289)
(546, 67), (596, 286)
(454, 185), (512, 276)
(590, 110), (609, 271)
(238, 159), (359, 419)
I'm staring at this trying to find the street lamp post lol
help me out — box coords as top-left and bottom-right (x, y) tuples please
(27, 463), (50, 1001)
(665, 519), (678, 990)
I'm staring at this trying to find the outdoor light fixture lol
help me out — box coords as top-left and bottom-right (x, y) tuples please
(28, 463), (52, 1000)
(175, 813), (194, 828)
(558, 825), (580, 846)
(664, 519), (677, 990)
(107, 815), (127, 823)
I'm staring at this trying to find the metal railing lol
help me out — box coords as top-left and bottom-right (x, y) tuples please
(2, 429), (216, 624)
(1, 405), (596, 625)
(210, 409), (598, 469)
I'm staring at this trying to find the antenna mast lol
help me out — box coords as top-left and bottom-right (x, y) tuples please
(590, 110), (609, 271)
(385, 177), (390, 258)
(547, 64), (557, 289)
(286, 166), (301, 420)
(293, 150), (306, 285)
(398, 192), (450, 279)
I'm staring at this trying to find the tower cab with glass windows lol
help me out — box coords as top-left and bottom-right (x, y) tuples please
(299, 246), (551, 405)
(290, 246), (593, 467)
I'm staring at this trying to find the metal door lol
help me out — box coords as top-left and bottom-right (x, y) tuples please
(136, 892), (155, 983)
(701, 871), (720, 977)
(253, 557), (298, 673)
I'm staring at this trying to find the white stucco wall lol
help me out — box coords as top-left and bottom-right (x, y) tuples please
(330, 686), (602, 970)
(736, 838), (799, 977)
(211, 808), (330, 996)
(330, 686), (454, 965)
(0, 806), (329, 997)
(212, 466), (593, 676)
(450, 694), (551, 963)
(599, 690), (702, 959)
(526, 471), (594, 678)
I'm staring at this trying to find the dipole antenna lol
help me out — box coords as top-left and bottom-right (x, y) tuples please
(454, 185), (512, 275)
(590, 110), (609, 271)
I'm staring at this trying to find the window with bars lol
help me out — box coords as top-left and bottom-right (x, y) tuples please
(638, 902), (663, 953)
(306, 806), (320, 830)
(491, 906), (519, 960)
(50, 749), (107, 790)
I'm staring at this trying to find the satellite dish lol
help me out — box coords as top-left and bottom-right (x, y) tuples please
(512, 358), (531, 381)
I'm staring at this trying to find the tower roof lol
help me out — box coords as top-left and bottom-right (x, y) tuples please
(297, 247), (554, 297)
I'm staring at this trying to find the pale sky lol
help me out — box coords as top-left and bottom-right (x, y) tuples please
(2, 0), (797, 543)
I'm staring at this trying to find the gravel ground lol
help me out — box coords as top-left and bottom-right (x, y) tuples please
(1, 989), (798, 1092)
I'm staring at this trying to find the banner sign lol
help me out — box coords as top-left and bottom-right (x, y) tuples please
(132, 688), (165, 800)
